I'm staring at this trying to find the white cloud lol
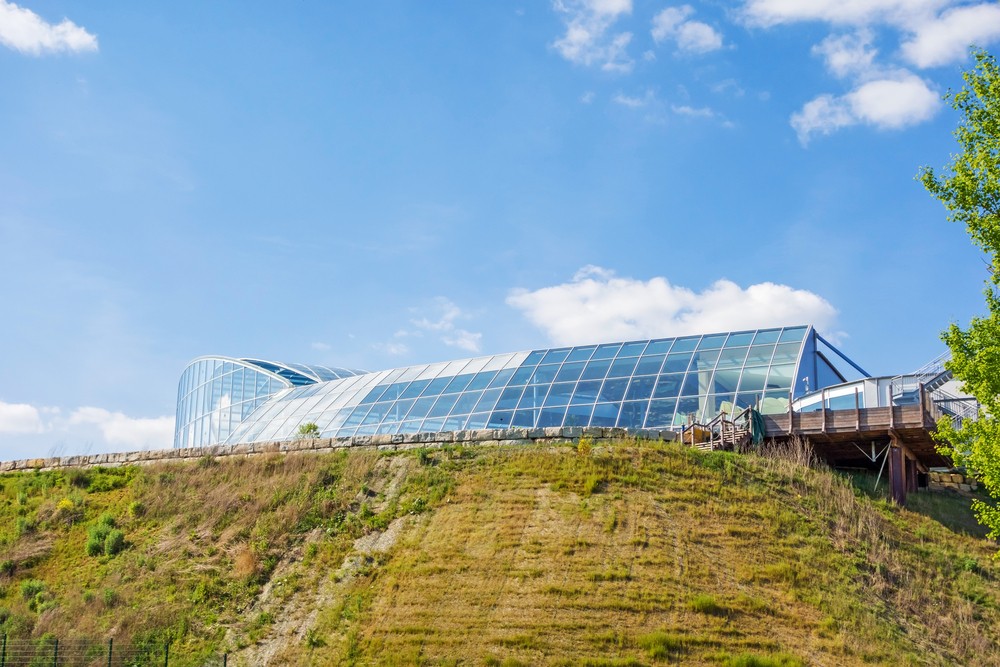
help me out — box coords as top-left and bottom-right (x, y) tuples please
(68, 407), (173, 449)
(651, 5), (723, 54)
(813, 30), (878, 78)
(672, 104), (716, 118)
(374, 341), (410, 356)
(901, 3), (1000, 68)
(0, 0), (98, 55)
(506, 266), (838, 346)
(740, 0), (943, 29)
(411, 297), (483, 353)
(0, 401), (46, 433)
(612, 90), (654, 108)
(311, 341), (331, 352)
(580, 90), (596, 104)
(791, 72), (940, 144)
(552, 0), (635, 72)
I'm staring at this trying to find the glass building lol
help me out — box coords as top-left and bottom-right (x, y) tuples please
(174, 325), (867, 449)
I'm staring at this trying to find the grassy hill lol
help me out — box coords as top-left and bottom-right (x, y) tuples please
(0, 438), (998, 665)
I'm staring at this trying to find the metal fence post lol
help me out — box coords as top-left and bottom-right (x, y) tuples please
(107, 638), (113, 667)
(223, 653), (227, 667)
(1, 633), (6, 667)
(52, 638), (58, 667)
(164, 641), (169, 667)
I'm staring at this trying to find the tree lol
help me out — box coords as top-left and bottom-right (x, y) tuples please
(297, 422), (320, 438)
(920, 48), (1000, 542)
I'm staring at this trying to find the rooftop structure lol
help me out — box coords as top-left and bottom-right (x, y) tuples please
(174, 325), (866, 449)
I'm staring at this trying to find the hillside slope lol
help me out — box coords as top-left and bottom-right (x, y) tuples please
(0, 439), (998, 665)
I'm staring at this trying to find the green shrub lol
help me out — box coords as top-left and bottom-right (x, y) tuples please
(688, 593), (726, 616)
(104, 529), (126, 556)
(0, 559), (14, 576)
(19, 579), (45, 601)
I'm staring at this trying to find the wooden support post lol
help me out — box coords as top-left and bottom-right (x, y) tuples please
(821, 388), (827, 434)
(889, 445), (906, 505)
(787, 390), (793, 435)
(854, 388), (861, 430)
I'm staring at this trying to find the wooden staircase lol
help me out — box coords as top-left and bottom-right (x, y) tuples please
(680, 407), (753, 452)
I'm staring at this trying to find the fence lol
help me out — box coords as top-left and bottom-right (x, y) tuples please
(0, 636), (228, 667)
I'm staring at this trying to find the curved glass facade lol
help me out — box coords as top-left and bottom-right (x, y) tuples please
(173, 357), (364, 448)
(175, 326), (867, 448)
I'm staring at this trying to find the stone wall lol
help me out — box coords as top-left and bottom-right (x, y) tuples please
(928, 471), (979, 494)
(0, 427), (680, 473)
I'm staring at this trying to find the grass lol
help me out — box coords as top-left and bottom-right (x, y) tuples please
(0, 439), (998, 665)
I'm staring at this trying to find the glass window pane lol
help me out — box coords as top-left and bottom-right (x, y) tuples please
(646, 399), (677, 427)
(779, 327), (807, 343)
(571, 380), (602, 404)
(488, 411), (514, 428)
(475, 388), (503, 412)
(635, 355), (665, 376)
(618, 342), (648, 357)
(540, 348), (571, 365)
(745, 345), (776, 366)
(421, 417), (446, 432)
(517, 387), (547, 409)
(508, 366), (535, 386)
(466, 413), (490, 430)
(555, 361), (586, 383)
(771, 342), (802, 364)
(591, 343), (622, 360)
(544, 382), (576, 407)
(765, 364), (795, 390)
(566, 346), (596, 362)
(530, 365), (560, 384)
(716, 347), (749, 370)
(626, 376), (656, 401)
(405, 396), (437, 420)
(564, 403), (594, 426)
(607, 357), (639, 378)
(443, 374), (476, 394)
(689, 349), (721, 369)
(752, 329), (781, 345)
(645, 339), (673, 355)
(487, 368), (516, 388)
(452, 391), (483, 415)
(496, 386), (524, 410)
(427, 394), (460, 418)
(676, 396), (701, 421)
(360, 385), (389, 404)
(725, 332), (755, 347)
(522, 350), (546, 365)
(512, 409), (536, 427)
(679, 373), (701, 397)
(591, 403), (620, 427)
(671, 337), (699, 353)
(537, 407), (566, 428)
(599, 378), (629, 402)
(711, 369), (741, 394)
(653, 374), (684, 399)
(466, 371), (498, 391)
(737, 366), (769, 393)
(386, 399), (414, 422)
(663, 353), (692, 373)
(617, 401), (647, 429)
(399, 379), (431, 399)
(421, 377), (452, 397)
(580, 358), (612, 381)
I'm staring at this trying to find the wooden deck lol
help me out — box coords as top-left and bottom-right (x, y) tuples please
(761, 389), (952, 503)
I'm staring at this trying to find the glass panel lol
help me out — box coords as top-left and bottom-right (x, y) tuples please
(522, 350), (546, 365)
(670, 337), (699, 353)
(745, 345), (775, 366)
(405, 396), (437, 420)
(554, 361), (586, 383)
(599, 378), (629, 403)
(540, 348), (571, 365)
(427, 394), (460, 418)
(343, 405), (371, 427)
(465, 413), (490, 430)
(399, 379), (431, 399)
(530, 365), (560, 384)
(496, 386), (524, 410)
(564, 403), (594, 426)
(517, 387), (547, 409)
(752, 329), (781, 345)
(398, 420), (423, 434)
(466, 371), (498, 391)
(679, 373), (701, 397)
(779, 326), (807, 343)
(421, 376), (453, 397)
(566, 346), (596, 362)
(488, 411), (514, 428)
(617, 401), (647, 429)
(725, 332), (755, 347)
(421, 418), (445, 432)
(737, 366), (769, 393)
(591, 343), (622, 360)
(475, 388), (503, 412)
(537, 407), (566, 428)
(715, 347), (749, 370)
(360, 385), (389, 404)
(735, 392), (761, 410)
(607, 357), (639, 378)
(761, 390), (791, 415)
(676, 396), (701, 422)
(634, 355), (665, 376)
(652, 374), (684, 399)
(572, 380), (603, 404)
(689, 349), (721, 369)
(443, 374), (476, 394)
(618, 341), (648, 357)
(444, 416), (467, 431)
(544, 383), (576, 407)
(625, 376), (656, 401)
(710, 369), (741, 394)
(386, 399), (414, 422)
(508, 366), (535, 386)
(663, 353), (692, 373)
(451, 391), (483, 415)
(512, 410), (536, 427)
(591, 403), (620, 427)
(646, 399), (677, 427)
(487, 368), (516, 388)
(580, 358), (612, 381)
(765, 364), (795, 390)
(645, 339), (673, 355)
(771, 342), (802, 364)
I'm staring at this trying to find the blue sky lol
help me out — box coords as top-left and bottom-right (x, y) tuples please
(1, 0), (998, 459)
